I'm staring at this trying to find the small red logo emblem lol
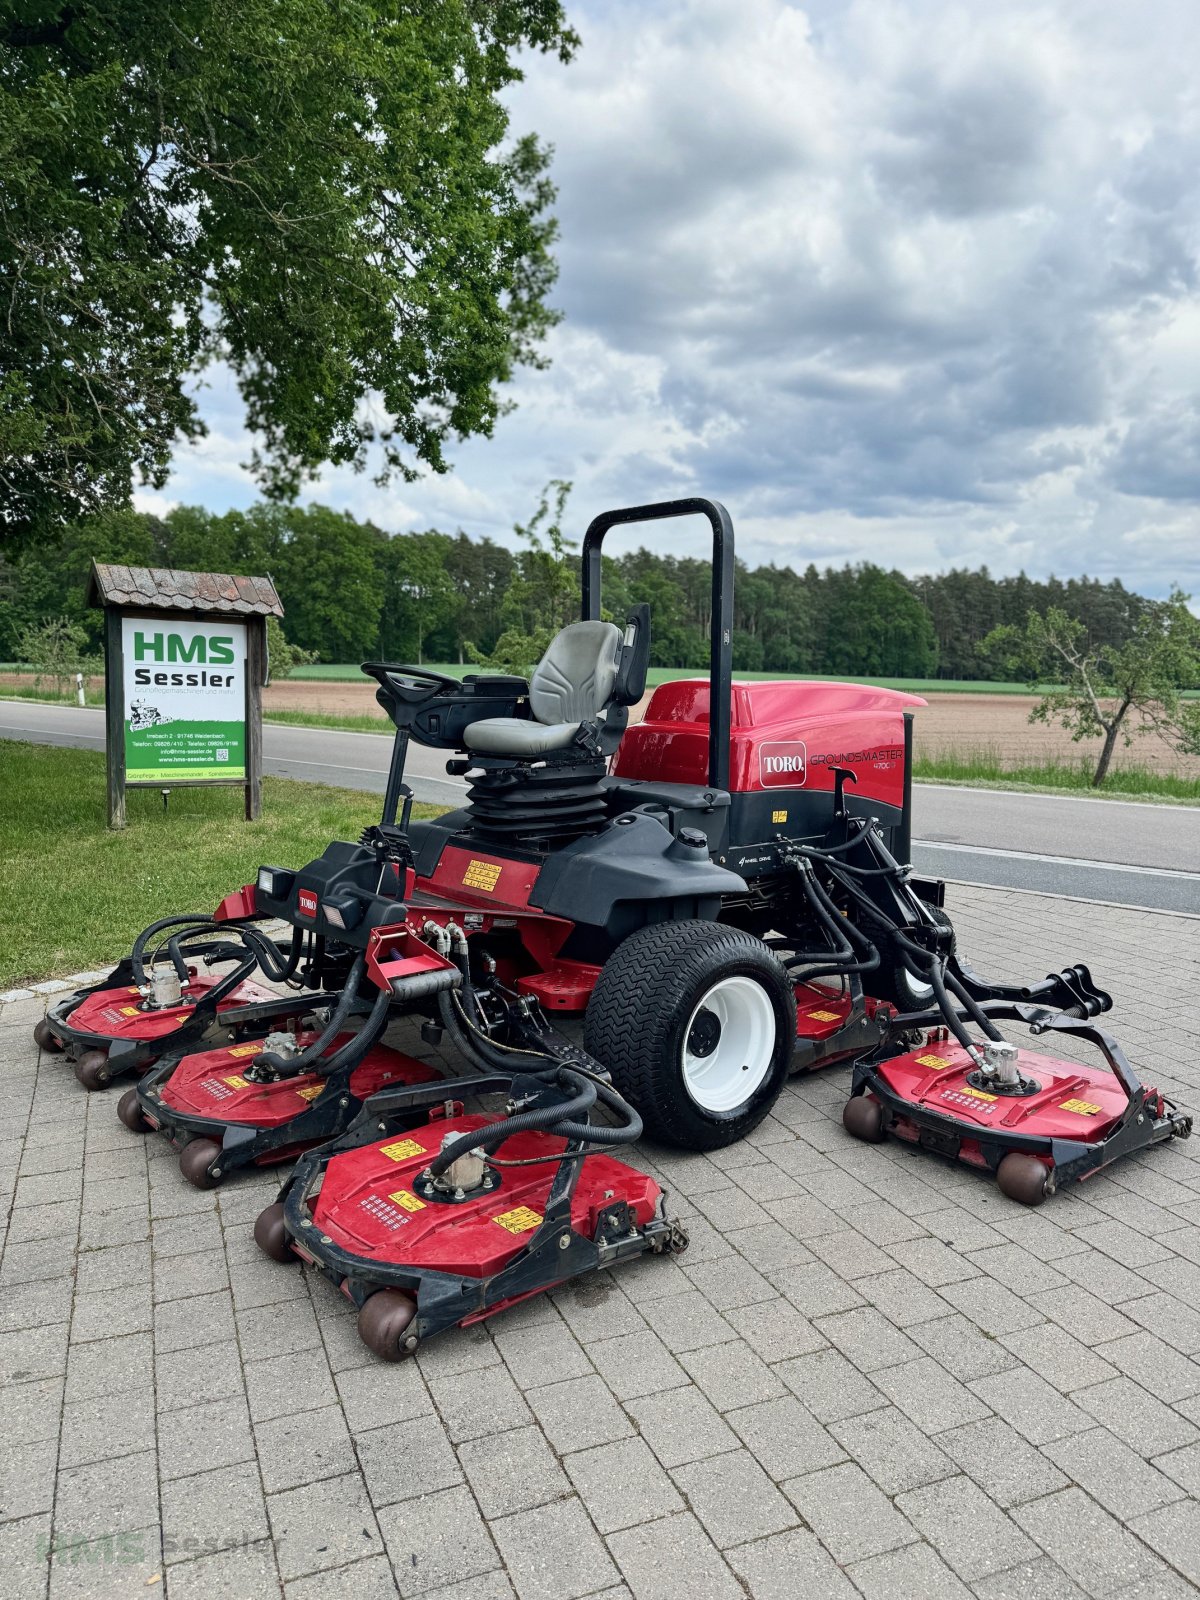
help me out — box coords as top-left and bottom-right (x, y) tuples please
(759, 741), (807, 788)
(296, 888), (319, 919)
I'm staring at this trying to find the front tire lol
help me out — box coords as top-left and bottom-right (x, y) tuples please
(584, 920), (796, 1150)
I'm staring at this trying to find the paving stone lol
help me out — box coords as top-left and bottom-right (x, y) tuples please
(1042, 1425), (1184, 1519)
(895, 1473), (1038, 1581)
(427, 1364), (534, 1444)
(551, 1276), (646, 1343)
(356, 1413), (463, 1508)
(725, 1526), (858, 1599)
(53, 1449), (158, 1538)
(681, 1254), (775, 1311)
(68, 1283), (152, 1344)
(806, 1228), (897, 1280)
(1074, 1375), (1199, 1456)
(490, 1496), (616, 1600)
(723, 1298), (824, 1364)
(335, 1355), (431, 1431)
(0, 1435), (57, 1519)
(1013, 1486), (1165, 1595)
(46, 1524), (164, 1598)
(154, 1289), (237, 1354)
(457, 1425), (570, 1519)
(286, 1553), (401, 1600)
(607, 1511), (742, 1600)
(6, 1374), (63, 1446)
(722, 1219), (813, 1273)
(268, 1470), (383, 1583)
(57, 1385), (155, 1469)
(969, 1555), (1088, 1600)
(1000, 1323), (1120, 1392)
(492, 1315), (593, 1390)
(848, 1540), (973, 1600)
(676, 1338), (784, 1411)
(1129, 1498), (1200, 1587)
(0, 1277), (74, 1335)
(523, 1374), (632, 1454)
(907, 1311), (1017, 1382)
(853, 1266), (948, 1327)
(727, 1392), (846, 1480)
(1095, 1331), (1200, 1403)
(0, 1510), (53, 1600)
(625, 1385), (739, 1468)
(776, 1346), (885, 1423)
(156, 1337), (248, 1414)
(968, 1368), (1091, 1446)
(890, 1236), (981, 1288)
(1118, 1292), (1200, 1356)
(161, 1461), (269, 1560)
(1072, 1219), (1173, 1270)
(586, 1330), (687, 1402)
(939, 1277), (1045, 1337)
(72, 1240), (151, 1295)
(638, 1291), (735, 1353)
(563, 1436), (683, 1534)
(245, 1350), (338, 1425)
(812, 1305), (923, 1373)
(1025, 1284), (1141, 1347)
(671, 1448), (796, 1548)
(871, 1355), (992, 1432)
(769, 1260), (865, 1316)
(158, 1393), (256, 1481)
(830, 1405), (957, 1495)
(254, 1404), (357, 1495)
(937, 1415), (1069, 1508)
(782, 1460), (916, 1565)
(968, 1244), (1067, 1297)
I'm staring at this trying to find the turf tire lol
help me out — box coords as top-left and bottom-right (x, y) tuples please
(584, 919), (796, 1151)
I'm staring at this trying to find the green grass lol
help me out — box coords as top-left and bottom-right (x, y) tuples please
(1, 684), (104, 705)
(913, 746), (1200, 803)
(0, 741), (442, 987)
(265, 707), (391, 733)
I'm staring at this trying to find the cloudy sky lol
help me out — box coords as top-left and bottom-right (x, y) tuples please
(144, 0), (1200, 596)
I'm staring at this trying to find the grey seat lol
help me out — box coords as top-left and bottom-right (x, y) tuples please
(463, 621), (623, 757)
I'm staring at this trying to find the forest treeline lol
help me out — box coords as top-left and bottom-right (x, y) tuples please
(0, 503), (1154, 680)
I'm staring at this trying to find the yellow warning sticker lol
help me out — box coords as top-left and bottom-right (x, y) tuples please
(381, 1138), (424, 1162)
(463, 858), (503, 892)
(228, 1043), (262, 1059)
(493, 1205), (543, 1234)
(808, 1009), (841, 1023)
(120, 1005), (140, 1017)
(959, 1085), (997, 1102)
(223, 1075), (250, 1090)
(1059, 1097), (1103, 1116)
(389, 1189), (426, 1212)
(296, 1084), (324, 1102)
(772, 809), (788, 824)
(915, 1052), (952, 1069)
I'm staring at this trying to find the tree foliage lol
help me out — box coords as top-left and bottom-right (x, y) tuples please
(985, 593), (1200, 785)
(0, 1), (576, 543)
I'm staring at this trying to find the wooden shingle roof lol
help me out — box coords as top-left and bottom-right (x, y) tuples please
(87, 563), (283, 617)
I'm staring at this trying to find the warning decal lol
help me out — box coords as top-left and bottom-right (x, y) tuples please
(1059, 1098), (1103, 1116)
(388, 1190), (426, 1212)
(223, 1075), (250, 1089)
(493, 1205), (543, 1234)
(915, 1053), (953, 1070)
(296, 1084), (324, 1102)
(808, 1010), (841, 1023)
(462, 859), (503, 893)
(381, 1138), (425, 1162)
(228, 1043), (262, 1059)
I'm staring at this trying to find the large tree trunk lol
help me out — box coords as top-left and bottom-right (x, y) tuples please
(1092, 720), (1121, 786)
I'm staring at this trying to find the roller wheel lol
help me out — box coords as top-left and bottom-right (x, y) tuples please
(34, 1017), (64, 1053)
(179, 1138), (223, 1189)
(584, 919), (797, 1150)
(253, 1203), (294, 1264)
(996, 1152), (1051, 1207)
(843, 1094), (885, 1143)
(73, 1050), (112, 1091)
(117, 1088), (151, 1133)
(358, 1290), (419, 1362)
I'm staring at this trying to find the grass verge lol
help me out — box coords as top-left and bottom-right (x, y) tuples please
(0, 741), (442, 987)
(913, 748), (1200, 804)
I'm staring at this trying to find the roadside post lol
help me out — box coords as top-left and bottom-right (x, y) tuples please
(87, 564), (283, 828)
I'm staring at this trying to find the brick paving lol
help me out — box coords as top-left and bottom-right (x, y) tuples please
(2, 883), (1199, 1598)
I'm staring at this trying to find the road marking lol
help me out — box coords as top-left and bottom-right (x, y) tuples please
(914, 839), (1200, 881)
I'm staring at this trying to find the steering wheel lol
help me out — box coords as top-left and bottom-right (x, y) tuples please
(361, 662), (462, 704)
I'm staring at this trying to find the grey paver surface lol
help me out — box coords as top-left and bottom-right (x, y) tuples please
(3, 884), (1200, 1597)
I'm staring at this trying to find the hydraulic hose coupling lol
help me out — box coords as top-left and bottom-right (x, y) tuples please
(979, 1039), (1020, 1086)
(421, 921), (451, 957)
(444, 922), (469, 957)
(150, 968), (183, 1009)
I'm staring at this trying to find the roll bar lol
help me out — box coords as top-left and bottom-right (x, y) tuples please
(581, 498), (735, 790)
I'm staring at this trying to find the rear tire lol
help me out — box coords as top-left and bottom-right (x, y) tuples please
(253, 1202), (293, 1263)
(584, 920), (796, 1150)
(117, 1089), (151, 1133)
(73, 1050), (112, 1091)
(358, 1290), (418, 1361)
(179, 1138), (223, 1189)
(996, 1152), (1051, 1207)
(34, 1018), (64, 1053)
(842, 1094), (885, 1143)
(877, 906), (956, 1011)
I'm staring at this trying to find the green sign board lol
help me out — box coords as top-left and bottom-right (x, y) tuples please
(121, 618), (248, 782)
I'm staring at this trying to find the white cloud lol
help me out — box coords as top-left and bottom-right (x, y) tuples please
(154, 0), (1200, 596)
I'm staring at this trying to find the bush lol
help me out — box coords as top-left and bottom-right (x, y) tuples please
(16, 616), (99, 695)
(266, 616), (318, 680)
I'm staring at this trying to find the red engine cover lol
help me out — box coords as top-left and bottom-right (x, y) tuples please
(158, 1033), (438, 1129)
(67, 974), (280, 1041)
(876, 1037), (1130, 1167)
(312, 1115), (662, 1278)
(614, 679), (925, 811)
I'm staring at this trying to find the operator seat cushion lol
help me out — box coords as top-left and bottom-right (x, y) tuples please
(462, 621), (622, 758)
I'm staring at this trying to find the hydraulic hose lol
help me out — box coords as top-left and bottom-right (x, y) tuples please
(785, 869), (881, 983)
(131, 914), (215, 986)
(257, 954), (367, 1077)
(307, 982), (392, 1080)
(427, 1069), (599, 1176)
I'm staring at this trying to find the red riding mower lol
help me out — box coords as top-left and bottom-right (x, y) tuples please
(33, 909), (354, 1090)
(227, 496), (1191, 1359)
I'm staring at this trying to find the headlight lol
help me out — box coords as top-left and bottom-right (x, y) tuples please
(323, 896), (362, 931)
(257, 866), (295, 899)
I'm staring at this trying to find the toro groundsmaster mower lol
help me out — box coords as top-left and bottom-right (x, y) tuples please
(223, 498), (1195, 1362)
(33, 904), (357, 1089)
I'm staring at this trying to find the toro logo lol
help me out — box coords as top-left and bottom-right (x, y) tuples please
(759, 741), (807, 788)
(296, 889), (319, 920)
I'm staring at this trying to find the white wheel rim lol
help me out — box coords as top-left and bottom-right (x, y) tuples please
(681, 975), (776, 1114)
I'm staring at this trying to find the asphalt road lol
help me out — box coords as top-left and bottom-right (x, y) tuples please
(4, 700), (1198, 913)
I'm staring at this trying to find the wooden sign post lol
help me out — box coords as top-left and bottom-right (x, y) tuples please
(87, 564), (283, 828)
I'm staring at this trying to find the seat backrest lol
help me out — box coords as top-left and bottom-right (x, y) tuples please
(529, 621), (622, 725)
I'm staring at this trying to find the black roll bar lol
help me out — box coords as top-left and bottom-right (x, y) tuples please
(581, 498), (735, 791)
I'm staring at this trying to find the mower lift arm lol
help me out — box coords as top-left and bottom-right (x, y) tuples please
(952, 958), (1112, 1019)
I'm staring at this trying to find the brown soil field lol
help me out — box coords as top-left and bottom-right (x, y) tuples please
(5, 673), (1197, 778)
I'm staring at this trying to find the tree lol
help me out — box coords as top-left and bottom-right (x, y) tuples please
(377, 531), (457, 663)
(985, 592), (1200, 786)
(0, 2), (576, 546)
(265, 616), (317, 679)
(269, 506), (383, 662)
(16, 616), (98, 694)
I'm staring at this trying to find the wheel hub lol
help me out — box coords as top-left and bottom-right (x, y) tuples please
(686, 1009), (722, 1058)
